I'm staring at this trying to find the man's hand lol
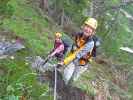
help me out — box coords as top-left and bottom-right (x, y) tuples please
(58, 61), (64, 66)
(57, 61), (64, 68)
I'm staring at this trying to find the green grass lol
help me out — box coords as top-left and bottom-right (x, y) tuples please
(0, 0), (54, 99)
(2, 0), (52, 55)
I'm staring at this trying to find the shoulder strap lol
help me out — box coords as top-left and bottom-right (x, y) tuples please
(75, 32), (83, 41)
(85, 36), (95, 56)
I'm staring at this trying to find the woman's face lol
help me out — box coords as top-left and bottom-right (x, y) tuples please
(55, 37), (62, 42)
(83, 25), (94, 37)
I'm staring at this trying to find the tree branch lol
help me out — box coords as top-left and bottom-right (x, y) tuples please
(120, 9), (133, 20)
(106, 1), (133, 11)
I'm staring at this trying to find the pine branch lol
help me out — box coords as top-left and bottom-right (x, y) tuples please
(106, 0), (133, 11)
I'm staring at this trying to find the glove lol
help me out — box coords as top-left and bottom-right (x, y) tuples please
(58, 61), (64, 66)
(57, 61), (64, 68)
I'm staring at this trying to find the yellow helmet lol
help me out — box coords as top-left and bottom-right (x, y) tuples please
(55, 32), (62, 38)
(84, 18), (98, 30)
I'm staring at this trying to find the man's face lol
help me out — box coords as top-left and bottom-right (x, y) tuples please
(83, 25), (94, 37)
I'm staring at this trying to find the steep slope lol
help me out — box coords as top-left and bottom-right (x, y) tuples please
(0, 0), (133, 100)
(0, 0), (54, 99)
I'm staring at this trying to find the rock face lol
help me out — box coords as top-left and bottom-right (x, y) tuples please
(28, 56), (93, 100)
(0, 32), (25, 58)
(49, 71), (94, 100)
(28, 56), (130, 100)
(0, 41), (25, 58)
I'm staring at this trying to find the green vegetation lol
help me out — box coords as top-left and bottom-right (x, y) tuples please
(0, 0), (133, 99)
(0, 0), (54, 99)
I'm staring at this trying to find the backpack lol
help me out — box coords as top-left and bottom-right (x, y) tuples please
(91, 36), (101, 57)
(62, 39), (70, 54)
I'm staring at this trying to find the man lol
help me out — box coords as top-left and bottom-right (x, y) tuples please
(60, 17), (98, 84)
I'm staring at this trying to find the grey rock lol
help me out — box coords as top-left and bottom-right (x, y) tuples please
(27, 56), (54, 73)
(0, 41), (25, 57)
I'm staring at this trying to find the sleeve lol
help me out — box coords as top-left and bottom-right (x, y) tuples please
(76, 41), (94, 60)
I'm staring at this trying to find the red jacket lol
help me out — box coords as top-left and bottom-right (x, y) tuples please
(50, 40), (64, 58)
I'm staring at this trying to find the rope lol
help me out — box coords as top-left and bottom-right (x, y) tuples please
(54, 65), (57, 100)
